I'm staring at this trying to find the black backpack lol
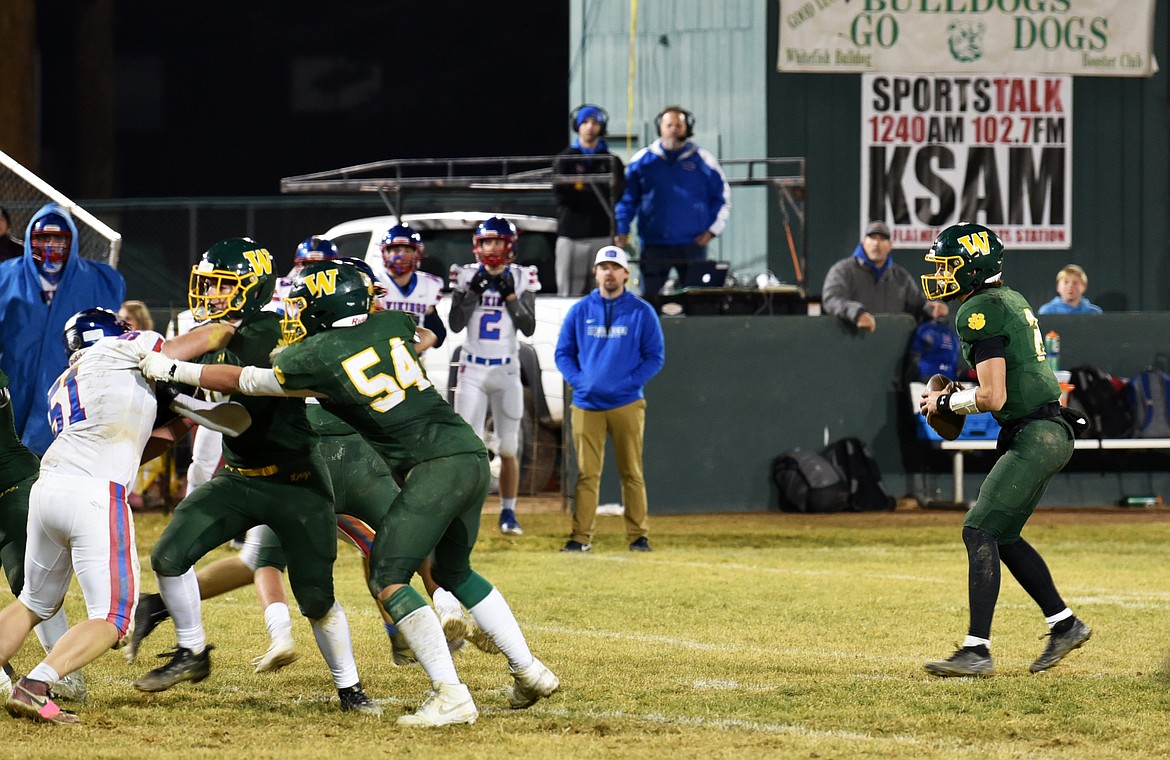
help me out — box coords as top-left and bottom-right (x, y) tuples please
(771, 449), (849, 513)
(822, 437), (896, 511)
(1067, 364), (1133, 438)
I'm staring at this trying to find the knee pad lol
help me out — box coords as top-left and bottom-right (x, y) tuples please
(295, 590), (334, 621)
(962, 525), (999, 566)
(445, 570), (493, 610)
(150, 543), (191, 578)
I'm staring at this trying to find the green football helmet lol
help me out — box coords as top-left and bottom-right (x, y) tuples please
(189, 237), (277, 321)
(921, 222), (1005, 301)
(281, 260), (373, 345)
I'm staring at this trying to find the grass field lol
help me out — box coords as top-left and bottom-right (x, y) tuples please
(4, 505), (1170, 758)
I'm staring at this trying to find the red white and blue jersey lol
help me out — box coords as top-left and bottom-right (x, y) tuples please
(451, 263), (540, 360)
(41, 329), (165, 488)
(374, 268), (444, 325)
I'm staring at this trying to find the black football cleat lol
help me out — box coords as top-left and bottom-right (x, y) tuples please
(133, 645), (213, 692)
(124, 592), (171, 664)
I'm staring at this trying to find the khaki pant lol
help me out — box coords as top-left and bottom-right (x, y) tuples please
(569, 399), (649, 544)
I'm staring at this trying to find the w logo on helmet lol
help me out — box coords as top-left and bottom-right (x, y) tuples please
(304, 269), (338, 297)
(242, 247), (274, 276)
(957, 231), (991, 257)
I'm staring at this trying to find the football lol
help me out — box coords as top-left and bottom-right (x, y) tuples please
(926, 373), (966, 441)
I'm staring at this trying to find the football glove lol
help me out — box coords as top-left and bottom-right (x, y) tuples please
(493, 270), (515, 299)
(468, 266), (492, 295)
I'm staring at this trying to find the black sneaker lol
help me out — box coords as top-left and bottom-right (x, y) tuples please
(124, 592), (171, 664)
(629, 537), (652, 552)
(924, 646), (994, 677)
(1030, 618), (1091, 673)
(338, 682), (382, 715)
(133, 645), (213, 692)
(560, 540), (592, 552)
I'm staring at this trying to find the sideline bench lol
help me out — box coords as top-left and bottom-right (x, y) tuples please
(936, 438), (1170, 504)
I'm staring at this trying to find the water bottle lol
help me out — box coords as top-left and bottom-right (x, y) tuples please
(1044, 330), (1060, 373)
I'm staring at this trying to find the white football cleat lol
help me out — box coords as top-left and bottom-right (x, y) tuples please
(438, 608), (472, 653)
(251, 637), (299, 673)
(0, 664), (12, 699)
(390, 632), (418, 668)
(396, 682), (478, 727)
(51, 671), (88, 703)
(508, 657), (559, 709)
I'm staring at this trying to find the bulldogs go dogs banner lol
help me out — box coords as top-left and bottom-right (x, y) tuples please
(778, 1), (1157, 78)
(861, 73), (1072, 249)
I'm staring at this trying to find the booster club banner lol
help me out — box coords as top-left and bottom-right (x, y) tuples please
(778, 0), (1156, 77)
(861, 73), (1072, 249)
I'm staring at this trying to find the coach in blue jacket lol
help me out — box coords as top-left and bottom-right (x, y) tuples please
(614, 105), (730, 297)
(0, 203), (124, 455)
(555, 246), (665, 553)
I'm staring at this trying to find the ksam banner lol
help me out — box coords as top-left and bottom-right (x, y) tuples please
(861, 73), (1072, 249)
(778, 1), (1156, 77)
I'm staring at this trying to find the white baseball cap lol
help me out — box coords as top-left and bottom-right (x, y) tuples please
(593, 245), (629, 271)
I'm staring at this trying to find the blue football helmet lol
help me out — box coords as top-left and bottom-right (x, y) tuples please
(295, 236), (339, 263)
(63, 307), (132, 356)
(473, 217), (517, 267)
(380, 224), (424, 276)
(31, 211), (72, 278)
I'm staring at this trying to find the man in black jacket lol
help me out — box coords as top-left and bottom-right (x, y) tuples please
(553, 105), (625, 296)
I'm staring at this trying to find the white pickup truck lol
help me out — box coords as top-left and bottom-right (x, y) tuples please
(320, 212), (582, 494)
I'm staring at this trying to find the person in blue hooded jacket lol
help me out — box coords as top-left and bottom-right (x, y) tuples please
(0, 203), (125, 455)
(554, 246), (665, 553)
(613, 105), (730, 297)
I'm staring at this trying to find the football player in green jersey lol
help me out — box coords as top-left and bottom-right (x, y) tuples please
(140, 259), (559, 727)
(131, 239), (379, 714)
(0, 368), (88, 702)
(918, 222), (1091, 677)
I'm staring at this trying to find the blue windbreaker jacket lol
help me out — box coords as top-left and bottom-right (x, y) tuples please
(0, 203), (125, 454)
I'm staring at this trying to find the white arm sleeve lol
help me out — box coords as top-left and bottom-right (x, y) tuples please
(237, 365), (324, 398)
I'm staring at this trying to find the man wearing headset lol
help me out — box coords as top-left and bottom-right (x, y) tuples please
(553, 104), (625, 296)
(614, 105), (730, 298)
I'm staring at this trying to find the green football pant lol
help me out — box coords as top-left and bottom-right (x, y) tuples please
(963, 419), (1074, 542)
(368, 451), (490, 604)
(150, 450), (338, 619)
(250, 431), (399, 569)
(0, 473), (35, 595)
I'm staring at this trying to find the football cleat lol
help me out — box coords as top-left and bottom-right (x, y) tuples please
(338, 682), (382, 716)
(0, 663), (12, 699)
(466, 619), (501, 655)
(251, 636), (299, 674)
(560, 540), (592, 553)
(499, 509), (523, 536)
(1030, 618), (1091, 673)
(50, 671), (88, 703)
(390, 631), (419, 668)
(924, 646), (994, 677)
(439, 608), (472, 649)
(508, 657), (560, 709)
(629, 537), (652, 552)
(132, 645), (213, 692)
(6, 677), (80, 724)
(397, 682), (478, 727)
(124, 592), (170, 664)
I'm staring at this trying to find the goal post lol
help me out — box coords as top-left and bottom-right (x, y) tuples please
(0, 149), (121, 268)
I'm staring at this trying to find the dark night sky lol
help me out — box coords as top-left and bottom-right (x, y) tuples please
(51, 2), (571, 197)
